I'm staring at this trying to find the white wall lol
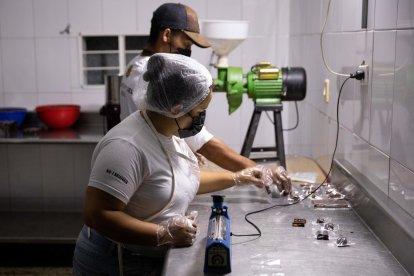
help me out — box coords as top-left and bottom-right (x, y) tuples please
(0, 0), (290, 153)
(287, 0), (414, 219)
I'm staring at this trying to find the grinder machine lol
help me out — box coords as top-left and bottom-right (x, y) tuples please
(201, 20), (307, 165)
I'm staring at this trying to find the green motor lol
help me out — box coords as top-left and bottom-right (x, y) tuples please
(214, 62), (307, 114)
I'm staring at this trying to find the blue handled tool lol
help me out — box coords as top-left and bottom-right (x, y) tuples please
(204, 195), (231, 274)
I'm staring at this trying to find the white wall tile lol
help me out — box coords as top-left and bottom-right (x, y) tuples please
(38, 92), (72, 105)
(324, 32), (373, 134)
(242, 36), (277, 68)
(353, 31), (374, 142)
(320, 0), (343, 33)
(1, 39), (37, 93)
(4, 93), (38, 110)
(342, 0), (364, 31)
(366, 0), (377, 31)
(68, 0), (102, 34)
(291, 0), (325, 35)
(0, 0), (34, 37)
(275, 35), (290, 66)
(33, 0), (68, 37)
(389, 160), (414, 217)
(369, 31), (396, 155)
(391, 30), (414, 172)
(103, 0), (137, 34)
(206, 0), (242, 20)
(242, 0), (277, 36)
(8, 145), (43, 211)
(275, 0), (290, 36)
(348, 134), (390, 194)
(35, 38), (71, 93)
(72, 90), (105, 111)
(397, 0), (414, 28)
(69, 37), (81, 90)
(204, 92), (247, 152)
(374, 0), (398, 30)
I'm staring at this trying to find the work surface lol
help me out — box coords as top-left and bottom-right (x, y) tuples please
(163, 186), (409, 276)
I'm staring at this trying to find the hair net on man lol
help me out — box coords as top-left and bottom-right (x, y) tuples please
(141, 53), (213, 118)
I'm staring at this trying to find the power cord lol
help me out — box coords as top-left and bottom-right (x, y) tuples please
(264, 101), (299, 131)
(231, 76), (353, 239)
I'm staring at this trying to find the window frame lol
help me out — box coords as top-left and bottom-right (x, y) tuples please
(78, 34), (147, 87)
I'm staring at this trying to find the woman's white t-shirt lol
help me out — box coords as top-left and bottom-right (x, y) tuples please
(89, 111), (200, 224)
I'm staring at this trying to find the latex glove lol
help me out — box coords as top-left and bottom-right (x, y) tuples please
(271, 166), (292, 195)
(232, 165), (272, 190)
(186, 210), (198, 226)
(156, 215), (197, 247)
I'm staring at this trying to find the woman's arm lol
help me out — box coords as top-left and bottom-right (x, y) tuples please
(197, 171), (235, 194)
(198, 167), (269, 194)
(197, 137), (256, 172)
(84, 187), (196, 247)
(84, 186), (159, 246)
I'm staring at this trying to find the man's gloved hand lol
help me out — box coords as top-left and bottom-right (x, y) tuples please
(232, 165), (272, 190)
(156, 215), (197, 247)
(271, 166), (291, 195)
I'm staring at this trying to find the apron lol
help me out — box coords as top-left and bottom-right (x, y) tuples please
(117, 111), (200, 275)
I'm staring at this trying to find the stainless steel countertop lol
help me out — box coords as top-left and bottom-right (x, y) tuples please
(163, 186), (409, 276)
(0, 127), (103, 143)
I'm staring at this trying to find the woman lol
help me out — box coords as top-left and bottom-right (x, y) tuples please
(73, 53), (271, 275)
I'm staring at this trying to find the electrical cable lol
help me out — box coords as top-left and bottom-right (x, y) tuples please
(264, 101), (300, 131)
(231, 76), (352, 238)
(283, 101), (299, 131)
(320, 0), (351, 77)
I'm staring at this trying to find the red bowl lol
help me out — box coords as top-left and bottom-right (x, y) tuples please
(35, 104), (80, 129)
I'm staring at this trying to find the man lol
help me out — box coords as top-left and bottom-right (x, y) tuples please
(120, 2), (291, 193)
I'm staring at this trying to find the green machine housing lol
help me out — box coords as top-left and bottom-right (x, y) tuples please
(214, 62), (307, 113)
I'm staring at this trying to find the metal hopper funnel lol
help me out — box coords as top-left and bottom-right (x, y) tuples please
(201, 20), (249, 68)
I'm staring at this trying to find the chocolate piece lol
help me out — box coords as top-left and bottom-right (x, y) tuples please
(292, 218), (306, 227)
(316, 230), (329, 240)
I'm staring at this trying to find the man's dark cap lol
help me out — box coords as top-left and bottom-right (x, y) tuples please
(151, 3), (210, 48)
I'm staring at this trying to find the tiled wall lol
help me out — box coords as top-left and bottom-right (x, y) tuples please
(0, 0), (413, 219)
(0, 0), (290, 153)
(287, 0), (414, 219)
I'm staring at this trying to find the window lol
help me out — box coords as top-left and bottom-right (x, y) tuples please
(80, 35), (149, 86)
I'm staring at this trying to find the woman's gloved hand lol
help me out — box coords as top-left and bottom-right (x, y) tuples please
(156, 215), (197, 247)
(271, 166), (291, 195)
(232, 165), (272, 190)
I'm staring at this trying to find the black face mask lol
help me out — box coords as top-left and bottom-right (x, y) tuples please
(176, 47), (192, 57)
(175, 110), (206, 138)
(169, 40), (192, 57)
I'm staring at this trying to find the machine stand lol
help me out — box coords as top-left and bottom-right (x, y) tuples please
(241, 104), (285, 167)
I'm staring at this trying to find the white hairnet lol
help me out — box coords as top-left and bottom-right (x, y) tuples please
(141, 53), (212, 118)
